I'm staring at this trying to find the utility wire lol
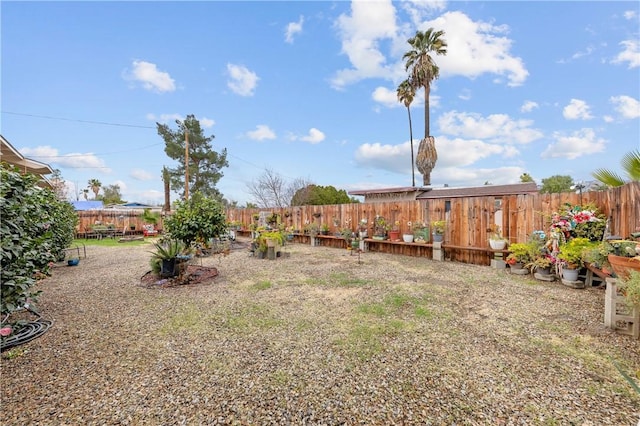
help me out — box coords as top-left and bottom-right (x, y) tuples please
(1, 111), (156, 129)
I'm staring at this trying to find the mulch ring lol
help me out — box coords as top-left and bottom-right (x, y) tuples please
(140, 265), (219, 288)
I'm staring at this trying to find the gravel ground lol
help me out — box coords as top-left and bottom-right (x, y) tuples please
(1, 238), (639, 425)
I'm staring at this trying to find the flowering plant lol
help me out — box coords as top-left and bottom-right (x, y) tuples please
(488, 224), (507, 241)
(358, 218), (368, 231)
(373, 215), (389, 236)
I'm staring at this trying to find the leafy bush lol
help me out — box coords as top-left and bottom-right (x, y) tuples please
(0, 165), (75, 314)
(164, 192), (227, 246)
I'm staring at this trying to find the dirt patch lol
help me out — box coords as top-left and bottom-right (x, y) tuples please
(140, 264), (219, 288)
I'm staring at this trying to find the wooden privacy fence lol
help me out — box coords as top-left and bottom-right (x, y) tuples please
(225, 182), (639, 266)
(76, 210), (165, 234)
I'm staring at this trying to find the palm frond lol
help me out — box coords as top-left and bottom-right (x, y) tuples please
(591, 168), (625, 187)
(621, 149), (640, 181)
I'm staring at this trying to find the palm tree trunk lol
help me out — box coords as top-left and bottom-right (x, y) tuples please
(407, 107), (415, 187)
(424, 84), (431, 138)
(416, 136), (437, 186)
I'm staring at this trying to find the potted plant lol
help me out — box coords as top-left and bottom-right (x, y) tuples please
(340, 228), (354, 248)
(412, 221), (429, 243)
(506, 242), (534, 272)
(320, 223), (330, 235)
(373, 215), (388, 240)
(255, 231), (284, 259)
(389, 221), (401, 241)
(557, 237), (596, 281)
(403, 221), (415, 243)
(525, 254), (556, 275)
(149, 239), (190, 278)
(618, 270), (640, 309)
(303, 222), (320, 237)
(488, 225), (508, 250)
(606, 239), (640, 279)
(358, 218), (368, 238)
(431, 220), (446, 242)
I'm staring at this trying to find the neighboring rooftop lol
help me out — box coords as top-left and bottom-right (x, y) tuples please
(349, 182), (539, 203)
(1, 134), (53, 187)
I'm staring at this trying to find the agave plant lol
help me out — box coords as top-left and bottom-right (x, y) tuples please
(149, 239), (186, 261)
(592, 149), (640, 187)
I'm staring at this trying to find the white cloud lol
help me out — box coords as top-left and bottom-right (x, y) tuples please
(332, 5), (528, 89)
(563, 99), (593, 120)
(520, 101), (539, 113)
(612, 39), (640, 68)
(111, 180), (128, 192)
(19, 145), (111, 173)
(130, 169), (155, 181)
(246, 125), (276, 141)
(300, 128), (326, 144)
(372, 85), (430, 108)
(146, 113), (214, 127)
(227, 64), (259, 96)
(623, 10), (637, 20)
(124, 60), (176, 93)
(372, 86), (400, 108)
(331, 0), (400, 88)
(426, 11), (529, 87)
(353, 136), (518, 176)
(146, 113), (183, 123)
(610, 95), (640, 119)
(285, 15), (304, 43)
(458, 89), (471, 101)
(438, 111), (543, 144)
(603, 115), (614, 123)
(200, 117), (215, 128)
(541, 128), (606, 160)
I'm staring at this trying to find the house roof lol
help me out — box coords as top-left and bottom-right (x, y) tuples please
(416, 182), (539, 199)
(1, 134), (54, 187)
(348, 182), (539, 199)
(348, 186), (422, 196)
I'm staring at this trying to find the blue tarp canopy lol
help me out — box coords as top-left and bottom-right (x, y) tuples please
(71, 201), (104, 211)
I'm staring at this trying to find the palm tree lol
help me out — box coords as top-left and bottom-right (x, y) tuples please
(592, 149), (640, 187)
(397, 79), (416, 187)
(402, 28), (447, 186)
(87, 178), (102, 200)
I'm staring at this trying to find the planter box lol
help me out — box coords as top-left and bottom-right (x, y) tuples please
(605, 278), (639, 339)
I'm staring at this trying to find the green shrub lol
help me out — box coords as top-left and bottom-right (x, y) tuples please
(164, 192), (227, 246)
(0, 165), (75, 314)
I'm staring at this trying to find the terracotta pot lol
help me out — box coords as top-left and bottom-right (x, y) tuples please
(388, 230), (401, 241)
(608, 254), (640, 280)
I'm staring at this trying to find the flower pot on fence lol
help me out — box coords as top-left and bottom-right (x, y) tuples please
(402, 234), (414, 243)
(388, 230), (401, 241)
(489, 239), (507, 250)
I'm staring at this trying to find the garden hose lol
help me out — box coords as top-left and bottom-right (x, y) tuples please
(0, 307), (54, 352)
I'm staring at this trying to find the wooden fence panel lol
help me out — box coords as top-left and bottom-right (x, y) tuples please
(224, 183), (638, 249)
(68, 182), (638, 265)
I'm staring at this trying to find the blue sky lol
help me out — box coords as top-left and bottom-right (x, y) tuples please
(2, 1), (639, 206)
